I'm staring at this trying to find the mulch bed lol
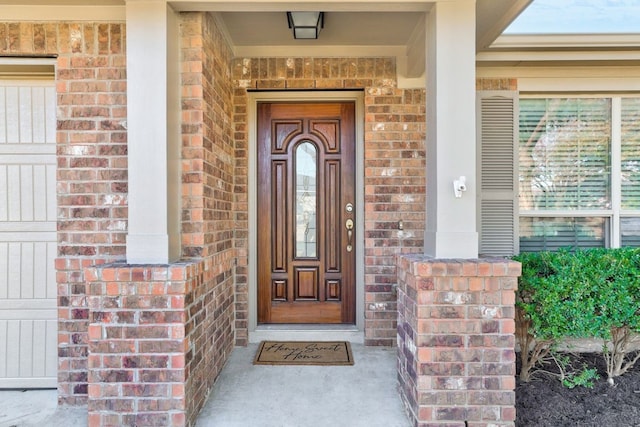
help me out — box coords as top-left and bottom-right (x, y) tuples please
(516, 352), (640, 427)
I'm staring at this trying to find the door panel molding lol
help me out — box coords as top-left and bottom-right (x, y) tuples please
(257, 101), (355, 324)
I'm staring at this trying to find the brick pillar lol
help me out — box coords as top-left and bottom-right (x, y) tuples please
(397, 255), (520, 427)
(85, 263), (195, 427)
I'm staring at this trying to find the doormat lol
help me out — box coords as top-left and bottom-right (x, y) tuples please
(253, 341), (354, 366)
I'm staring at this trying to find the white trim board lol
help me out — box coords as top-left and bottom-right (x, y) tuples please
(0, 5), (125, 21)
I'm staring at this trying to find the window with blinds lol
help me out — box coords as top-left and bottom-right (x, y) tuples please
(519, 98), (611, 212)
(621, 98), (640, 209)
(520, 217), (607, 252)
(516, 96), (640, 252)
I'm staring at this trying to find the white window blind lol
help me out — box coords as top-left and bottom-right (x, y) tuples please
(519, 98), (611, 212)
(520, 217), (607, 252)
(621, 98), (640, 209)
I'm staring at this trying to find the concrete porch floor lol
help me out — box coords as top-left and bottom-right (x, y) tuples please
(0, 343), (409, 427)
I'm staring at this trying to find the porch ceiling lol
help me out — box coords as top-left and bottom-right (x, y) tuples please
(0, 0), (532, 78)
(185, 0), (530, 79)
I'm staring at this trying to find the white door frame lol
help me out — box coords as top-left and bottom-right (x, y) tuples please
(247, 90), (365, 343)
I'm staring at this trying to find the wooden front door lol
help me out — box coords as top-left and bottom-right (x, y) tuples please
(257, 101), (356, 324)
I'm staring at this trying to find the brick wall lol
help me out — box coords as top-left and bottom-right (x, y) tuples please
(476, 78), (517, 91)
(231, 57), (426, 346)
(86, 263), (194, 427)
(179, 12), (236, 420)
(84, 12), (236, 426)
(0, 21), (127, 405)
(364, 88), (426, 345)
(397, 255), (520, 426)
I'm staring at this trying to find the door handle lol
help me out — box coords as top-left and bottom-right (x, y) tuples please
(345, 218), (354, 252)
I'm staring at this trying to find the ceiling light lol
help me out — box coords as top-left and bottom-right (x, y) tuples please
(287, 12), (324, 39)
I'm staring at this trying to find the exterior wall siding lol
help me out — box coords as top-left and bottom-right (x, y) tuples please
(231, 57), (427, 346)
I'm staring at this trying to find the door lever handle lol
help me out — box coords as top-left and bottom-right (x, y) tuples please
(345, 218), (354, 252)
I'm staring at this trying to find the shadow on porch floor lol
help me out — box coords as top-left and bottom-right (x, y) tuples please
(197, 342), (409, 427)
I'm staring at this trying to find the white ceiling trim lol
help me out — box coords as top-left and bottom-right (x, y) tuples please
(517, 77), (640, 93)
(233, 45), (407, 59)
(492, 33), (640, 50)
(477, 50), (640, 64)
(168, 1), (433, 13)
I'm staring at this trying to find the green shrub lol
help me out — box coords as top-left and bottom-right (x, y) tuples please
(513, 248), (640, 384)
(562, 366), (600, 389)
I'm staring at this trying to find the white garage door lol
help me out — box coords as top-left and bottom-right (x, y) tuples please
(0, 80), (57, 388)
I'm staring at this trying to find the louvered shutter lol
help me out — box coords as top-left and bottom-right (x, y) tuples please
(477, 92), (518, 256)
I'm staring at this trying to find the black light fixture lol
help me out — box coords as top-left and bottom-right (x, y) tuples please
(287, 12), (324, 39)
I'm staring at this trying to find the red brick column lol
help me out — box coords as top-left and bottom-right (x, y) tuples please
(86, 262), (196, 427)
(397, 255), (520, 427)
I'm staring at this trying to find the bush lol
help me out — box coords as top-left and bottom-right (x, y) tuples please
(513, 248), (640, 384)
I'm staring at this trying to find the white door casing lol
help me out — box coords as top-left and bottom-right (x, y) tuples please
(0, 80), (57, 388)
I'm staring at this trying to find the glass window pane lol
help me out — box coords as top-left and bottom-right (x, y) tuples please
(519, 98), (611, 211)
(621, 98), (640, 209)
(519, 217), (607, 252)
(295, 141), (317, 258)
(621, 217), (640, 247)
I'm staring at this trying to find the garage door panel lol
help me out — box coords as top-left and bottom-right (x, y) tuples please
(0, 87), (5, 144)
(20, 165), (34, 221)
(0, 242), (56, 300)
(0, 163), (56, 222)
(34, 243), (47, 299)
(3, 87), (20, 143)
(33, 165), (47, 220)
(7, 242), (20, 299)
(19, 319), (33, 377)
(46, 164), (56, 220)
(0, 321), (5, 378)
(18, 87), (34, 144)
(32, 320), (46, 377)
(21, 243), (35, 300)
(0, 166), (5, 220)
(0, 319), (57, 384)
(0, 84), (56, 145)
(7, 165), (20, 221)
(0, 244), (4, 297)
(0, 79), (56, 388)
(31, 87), (46, 144)
(6, 320), (20, 377)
